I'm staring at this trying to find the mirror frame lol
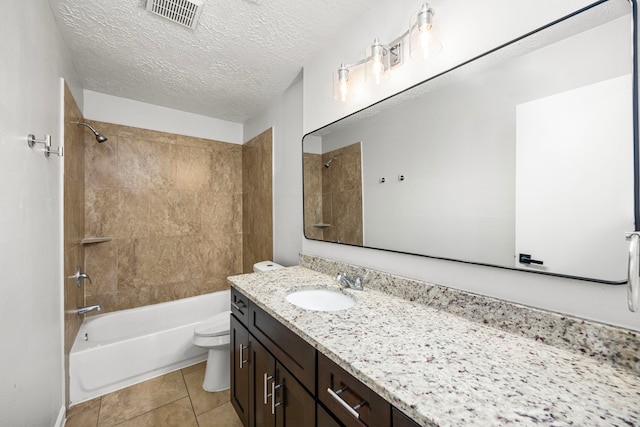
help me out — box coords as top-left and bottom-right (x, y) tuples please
(302, 0), (640, 284)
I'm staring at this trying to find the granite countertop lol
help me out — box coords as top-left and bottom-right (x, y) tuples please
(228, 266), (640, 427)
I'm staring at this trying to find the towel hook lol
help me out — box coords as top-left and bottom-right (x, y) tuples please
(626, 231), (640, 312)
(27, 134), (63, 158)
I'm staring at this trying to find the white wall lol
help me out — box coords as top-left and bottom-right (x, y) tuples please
(0, 1), (81, 425)
(244, 73), (304, 267)
(84, 90), (244, 144)
(300, 0), (640, 331)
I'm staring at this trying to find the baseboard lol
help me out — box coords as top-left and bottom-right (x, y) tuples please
(55, 405), (66, 427)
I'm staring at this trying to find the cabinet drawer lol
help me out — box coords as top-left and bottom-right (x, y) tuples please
(249, 303), (316, 395)
(318, 353), (390, 427)
(231, 287), (250, 326)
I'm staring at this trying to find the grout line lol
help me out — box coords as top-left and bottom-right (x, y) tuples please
(181, 366), (201, 425)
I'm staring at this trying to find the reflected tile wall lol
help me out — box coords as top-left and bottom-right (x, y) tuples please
(303, 153), (323, 239)
(242, 128), (273, 273)
(321, 142), (363, 245)
(63, 83), (85, 406)
(84, 122), (243, 313)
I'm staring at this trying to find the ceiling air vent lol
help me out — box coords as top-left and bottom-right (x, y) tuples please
(145, 0), (204, 30)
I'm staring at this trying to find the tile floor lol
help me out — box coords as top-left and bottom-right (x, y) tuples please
(65, 362), (243, 427)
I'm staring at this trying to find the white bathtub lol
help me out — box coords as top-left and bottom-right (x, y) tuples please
(69, 290), (230, 405)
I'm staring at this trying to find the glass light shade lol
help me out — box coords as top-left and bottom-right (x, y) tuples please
(410, 4), (442, 60)
(365, 39), (390, 84)
(333, 65), (352, 102)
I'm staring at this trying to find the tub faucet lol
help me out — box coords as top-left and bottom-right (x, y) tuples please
(77, 304), (101, 315)
(336, 272), (364, 290)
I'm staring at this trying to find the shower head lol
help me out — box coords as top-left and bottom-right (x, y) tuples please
(72, 121), (108, 143)
(324, 156), (337, 168)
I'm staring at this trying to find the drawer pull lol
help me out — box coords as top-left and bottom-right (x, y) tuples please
(231, 300), (246, 311)
(327, 386), (366, 420)
(263, 372), (273, 405)
(271, 380), (285, 415)
(239, 344), (249, 368)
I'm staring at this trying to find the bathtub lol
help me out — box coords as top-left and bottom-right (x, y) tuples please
(69, 290), (229, 405)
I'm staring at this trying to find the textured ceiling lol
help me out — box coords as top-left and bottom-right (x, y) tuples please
(49, 0), (382, 123)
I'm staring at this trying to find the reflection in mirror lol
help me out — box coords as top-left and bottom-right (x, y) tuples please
(302, 0), (636, 283)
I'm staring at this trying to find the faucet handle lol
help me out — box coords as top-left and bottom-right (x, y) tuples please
(71, 267), (92, 287)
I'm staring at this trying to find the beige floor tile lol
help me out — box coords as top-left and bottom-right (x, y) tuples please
(67, 396), (101, 418)
(113, 397), (198, 427)
(98, 371), (188, 426)
(181, 360), (206, 376)
(197, 402), (243, 427)
(66, 401), (100, 427)
(183, 365), (230, 416)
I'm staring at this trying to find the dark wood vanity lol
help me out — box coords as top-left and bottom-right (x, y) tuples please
(230, 287), (420, 427)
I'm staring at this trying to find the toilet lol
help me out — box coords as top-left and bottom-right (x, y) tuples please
(192, 261), (284, 392)
(192, 311), (231, 392)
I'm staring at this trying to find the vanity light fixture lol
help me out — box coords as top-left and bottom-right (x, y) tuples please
(334, 2), (442, 102)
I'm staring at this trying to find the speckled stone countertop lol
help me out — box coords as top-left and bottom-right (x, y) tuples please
(228, 266), (640, 427)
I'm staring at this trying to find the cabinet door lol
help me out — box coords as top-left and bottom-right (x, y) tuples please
(231, 315), (250, 427)
(318, 403), (343, 427)
(249, 337), (275, 427)
(275, 361), (316, 427)
(391, 407), (421, 427)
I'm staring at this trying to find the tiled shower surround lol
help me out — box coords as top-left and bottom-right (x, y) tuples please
(304, 142), (362, 245)
(83, 121), (272, 313)
(63, 83), (86, 404)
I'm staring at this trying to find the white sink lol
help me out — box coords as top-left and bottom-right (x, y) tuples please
(285, 288), (355, 311)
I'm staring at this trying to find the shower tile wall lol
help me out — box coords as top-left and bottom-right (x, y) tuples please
(242, 128), (273, 273)
(84, 122), (243, 313)
(302, 143), (363, 245)
(63, 83), (86, 405)
(303, 153), (323, 240)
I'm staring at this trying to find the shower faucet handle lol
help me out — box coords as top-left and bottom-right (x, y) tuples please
(71, 267), (92, 287)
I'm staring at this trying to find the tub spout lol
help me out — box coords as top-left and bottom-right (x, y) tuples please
(77, 304), (101, 315)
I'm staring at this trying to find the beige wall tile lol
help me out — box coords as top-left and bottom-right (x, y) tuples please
(85, 121), (119, 189)
(84, 122), (246, 312)
(200, 192), (242, 235)
(84, 240), (118, 297)
(176, 144), (214, 192)
(117, 137), (176, 190)
(148, 189), (200, 237)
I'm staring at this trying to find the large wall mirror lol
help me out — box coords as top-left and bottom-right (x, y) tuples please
(303, 0), (638, 283)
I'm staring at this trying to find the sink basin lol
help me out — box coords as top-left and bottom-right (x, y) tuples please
(285, 288), (355, 311)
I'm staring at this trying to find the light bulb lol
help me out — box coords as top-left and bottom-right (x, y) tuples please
(410, 3), (441, 60)
(368, 39), (386, 85)
(335, 65), (350, 102)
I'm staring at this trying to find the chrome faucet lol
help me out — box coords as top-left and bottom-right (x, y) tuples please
(77, 304), (101, 315)
(336, 272), (364, 290)
(70, 267), (92, 287)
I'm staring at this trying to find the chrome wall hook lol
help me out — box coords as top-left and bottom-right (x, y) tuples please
(27, 134), (63, 157)
(626, 232), (640, 312)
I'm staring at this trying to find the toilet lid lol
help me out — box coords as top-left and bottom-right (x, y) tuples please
(195, 311), (230, 337)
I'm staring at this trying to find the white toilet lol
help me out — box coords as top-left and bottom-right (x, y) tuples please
(192, 261), (284, 392)
(192, 311), (231, 392)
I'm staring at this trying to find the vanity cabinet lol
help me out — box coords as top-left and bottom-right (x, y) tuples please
(231, 289), (316, 427)
(230, 288), (420, 427)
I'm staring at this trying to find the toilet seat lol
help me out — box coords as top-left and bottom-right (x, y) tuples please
(194, 311), (230, 337)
